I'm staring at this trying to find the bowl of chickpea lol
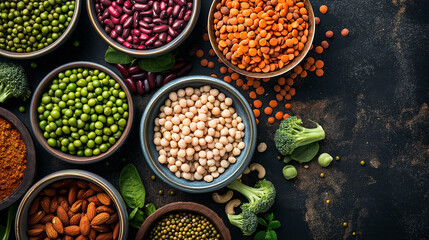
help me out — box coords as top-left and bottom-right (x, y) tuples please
(140, 75), (257, 193)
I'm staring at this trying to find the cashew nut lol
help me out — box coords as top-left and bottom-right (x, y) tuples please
(225, 199), (241, 215)
(249, 163), (266, 179)
(243, 166), (250, 174)
(212, 190), (233, 204)
(257, 142), (267, 153)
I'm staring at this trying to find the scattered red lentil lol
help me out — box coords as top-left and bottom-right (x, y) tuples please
(274, 85), (281, 92)
(208, 61), (215, 69)
(321, 40), (329, 49)
(283, 113), (290, 119)
(253, 109), (260, 117)
(264, 107), (273, 115)
(285, 103), (292, 109)
(315, 60), (324, 69)
(255, 86), (265, 95)
(203, 33), (209, 41)
(275, 111), (283, 120)
(315, 17), (320, 25)
(211, 74), (218, 78)
(231, 72), (239, 80)
(196, 49), (204, 57)
(253, 100), (262, 108)
(200, 59), (208, 67)
(319, 5), (328, 14)
(208, 49), (216, 57)
(268, 117), (275, 124)
(220, 66), (227, 74)
(236, 78), (244, 87)
(325, 30), (334, 38)
(341, 28), (350, 36)
(315, 68), (324, 76)
(249, 91), (257, 99)
(315, 46), (324, 54)
(269, 100), (278, 108)
(224, 75), (232, 83)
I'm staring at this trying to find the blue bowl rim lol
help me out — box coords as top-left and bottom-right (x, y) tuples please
(140, 75), (257, 193)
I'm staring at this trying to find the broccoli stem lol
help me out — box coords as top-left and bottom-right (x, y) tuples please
(0, 83), (13, 103)
(294, 124), (325, 148)
(227, 180), (262, 203)
(227, 214), (243, 228)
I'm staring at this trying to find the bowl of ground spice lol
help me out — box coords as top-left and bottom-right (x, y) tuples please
(208, 0), (315, 78)
(0, 107), (36, 211)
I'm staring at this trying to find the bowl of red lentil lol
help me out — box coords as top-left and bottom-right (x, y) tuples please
(208, 0), (315, 78)
(0, 107), (36, 211)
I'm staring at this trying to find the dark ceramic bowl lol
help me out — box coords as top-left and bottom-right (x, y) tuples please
(140, 75), (257, 193)
(207, 0), (315, 78)
(0, 0), (81, 59)
(30, 61), (134, 164)
(86, 0), (201, 57)
(135, 202), (231, 240)
(15, 170), (129, 239)
(0, 107), (36, 211)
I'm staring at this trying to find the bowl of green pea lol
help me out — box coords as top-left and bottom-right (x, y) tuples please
(0, 0), (81, 59)
(30, 61), (133, 164)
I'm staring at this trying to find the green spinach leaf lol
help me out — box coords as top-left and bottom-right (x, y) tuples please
(268, 221), (281, 229)
(254, 231), (266, 240)
(290, 142), (319, 162)
(266, 230), (277, 240)
(258, 218), (267, 227)
(138, 52), (175, 72)
(119, 164), (146, 209)
(129, 207), (139, 220)
(105, 46), (134, 64)
(264, 213), (274, 222)
(144, 203), (157, 216)
(129, 209), (145, 229)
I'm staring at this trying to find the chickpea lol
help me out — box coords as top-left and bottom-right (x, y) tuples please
(237, 123), (244, 131)
(175, 171), (181, 178)
(194, 172), (203, 180)
(158, 155), (167, 164)
(199, 158), (207, 166)
(169, 165), (178, 172)
(238, 142), (245, 150)
(212, 171), (220, 179)
(185, 87), (194, 96)
(183, 172), (192, 180)
(197, 166), (206, 174)
(204, 175), (214, 182)
(209, 166), (217, 172)
(207, 160), (216, 166)
(169, 92), (178, 101)
(228, 157), (236, 163)
(218, 167), (225, 174)
(177, 89), (185, 97)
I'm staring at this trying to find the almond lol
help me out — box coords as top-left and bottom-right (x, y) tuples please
(58, 195), (66, 203)
(91, 224), (111, 233)
(52, 216), (64, 234)
(64, 236), (74, 240)
(68, 210), (75, 218)
(68, 186), (77, 205)
(113, 222), (119, 240)
(95, 232), (113, 240)
(76, 235), (89, 240)
(71, 199), (83, 212)
(96, 206), (115, 215)
(70, 213), (82, 225)
(77, 189), (86, 199)
(77, 180), (89, 189)
(80, 215), (91, 236)
(29, 197), (40, 215)
(57, 206), (70, 226)
(45, 222), (58, 239)
(87, 202), (97, 221)
(106, 213), (118, 225)
(88, 183), (103, 193)
(50, 181), (64, 188)
(91, 213), (110, 226)
(59, 188), (68, 194)
(82, 200), (89, 212)
(60, 200), (70, 212)
(82, 189), (96, 199)
(89, 229), (97, 240)
(96, 193), (111, 206)
(40, 197), (51, 213)
(29, 224), (46, 230)
(64, 225), (81, 237)
(87, 196), (102, 206)
(49, 196), (59, 214)
(26, 228), (44, 236)
(43, 188), (56, 197)
(41, 214), (55, 224)
(28, 210), (45, 225)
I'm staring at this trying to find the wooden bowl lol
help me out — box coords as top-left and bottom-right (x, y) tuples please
(207, 0), (315, 78)
(135, 202), (231, 240)
(0, 107), (36, 211)
(29, 61), (134, 164)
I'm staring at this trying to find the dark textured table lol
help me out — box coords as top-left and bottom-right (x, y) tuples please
(1, 0), (428, 239)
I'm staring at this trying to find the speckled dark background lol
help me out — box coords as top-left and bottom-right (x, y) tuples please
(1, 0), (428, 239)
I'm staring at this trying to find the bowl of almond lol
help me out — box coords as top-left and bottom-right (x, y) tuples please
(15, 170), (129, 240)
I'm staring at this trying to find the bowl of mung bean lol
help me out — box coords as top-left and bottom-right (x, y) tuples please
(208, 0), (315, 78)
(0, 0), (81, 59)
(30, 61), (134, 164)
(140, 75), (257, 193)
(135, 202), (231, 240)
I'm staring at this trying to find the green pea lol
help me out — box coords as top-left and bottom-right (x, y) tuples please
(283, 165), (297, 180)
(318, 153), (333, 167)
(47, 138), (56, 147)
(118, 118), (127, 127)
(84, 148), (92, 156)
(18, 106), (25, 112)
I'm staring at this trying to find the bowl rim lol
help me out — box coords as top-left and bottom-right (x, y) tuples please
(0, 0), (82, 59)
(14, 169), (129, 240)
(0, 107), (36, 211)
(140, 75), (257, 193)
(207, 0), (315, 78)
(29, 61), (134, 164)
(135, 202), (231, 240)
(86, 0), (201, 58)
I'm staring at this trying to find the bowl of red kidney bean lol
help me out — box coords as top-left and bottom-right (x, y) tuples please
(87, 0), (201, 57)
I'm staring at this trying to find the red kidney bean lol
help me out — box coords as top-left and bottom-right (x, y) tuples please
(112, 2), (123, 14)
(101, 0), (112, 6)
(172, 20), (185, 30)
(132, 35), (139, 43)
(135, 0), (147, 3)
(132, 72), (147, 80)
(140, 10), (152, 17)
(116, 64), (130, 78)
(145, 35), (157, 46)
(125, 78), (137, 93)
(110, 16), (120, 24)
(138, 20), (150, 28)
(95, 3), (101, 13)
(116, 0), (124, 4)
(104, 19), (115, 29)
(168, 15), (174, 25)
(105, 25), (112, 34)
(167, 26), (176, 37)
(186, 2), (192, 10)
(184, 12), (191, 21)
(123, 41), (131, 48)
(119, 14), (128, 24)
(98, 16), (103, 23)
(137, 45), (145, 50)
(132, 29), (140, 36)
(172, 5), (180, 17)
(148, 0), (154, 6)
(161, 1), (167, 10)
(125, 35), (133, 42)
(153, 24), (168, 33)
(163, 73), (176, 85)
(147, 72), (156, 88)
(102, 9), (110, 19)
(166, 35), (172, 43)
(160, 10), (167, 19)
(114, 25), (122, 34)
(132, 11), (139, 28)
(140, 27), (152, 35)
(134, 3), (149, 11)
(166, 6), (173, 16)
(143, 17), (152, 23)
(173, 0), (186, 6)
(110, 29), (118, 38)
(176, 63), (192, 77)
(153, 1), (161, 14)
(154, 40), (163, 47)
(123, 16), (133, 28)
(136, 80), (144, 95)
(143, 79), (151, 93)
(155, 74), (164, 87)
(108, 6), (120, 18)
(116, 36), (125, 43)
(177, 7), (185, 19)
(128, 65), (141, 74)
(159, 32), (168, 42)
(168, 0), (174, 6)
(170, 61), (186, 71)
(122, 28), (130, 39)
(123, 0), (131, 8)
(139, 33), (149, 41)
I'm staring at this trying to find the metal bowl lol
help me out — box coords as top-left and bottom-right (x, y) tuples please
(30, 61), (134, 164)
(0, 107), (36, 211)
(207, 0), (315, 78)
(15, 170), (129, 240)
(140, 75), (257, 193)
(135, 202), (231, 240)
(0, 0), (81, 59)
(86, 0), (201, 58)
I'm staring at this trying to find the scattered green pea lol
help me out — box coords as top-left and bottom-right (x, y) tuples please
(282, 165), (297, 180)
(169, 190), (175, 196)
(158, 190), (163, 195)
(18, 106), (25, 113)
(335, 156), (340, 160)
(105, 161), (110, 166)
(73, 40), (79, 47)
(151, 175), (156, 180)
(352, 232), (356, 236)
(360, 160), (366, 166)
(343, 222), (348, 227)
(30, 62), (38, 68)
(326, 200), (330, 204)
(320, 173), (325, 178)
(318, 153), (333, 167)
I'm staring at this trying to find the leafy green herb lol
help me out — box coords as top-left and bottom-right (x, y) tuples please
(129, 209), (145, 228)
(0, 203), (18, 240)
(104, 46), (134, 64)
(137, 51), (176, 72)
(289, 142), (319, 162)
(119, 164), (146, 209)
(129, 207), (139, 220)
(254, 213), (281, 240)
(144, 203), (157, 216)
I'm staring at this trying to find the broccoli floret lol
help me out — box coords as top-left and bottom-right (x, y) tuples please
(0, 62), (31, 103)
(227, 179), (276, 214)
(274, 116), (325, 155)
(227, 205), (258, 236)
